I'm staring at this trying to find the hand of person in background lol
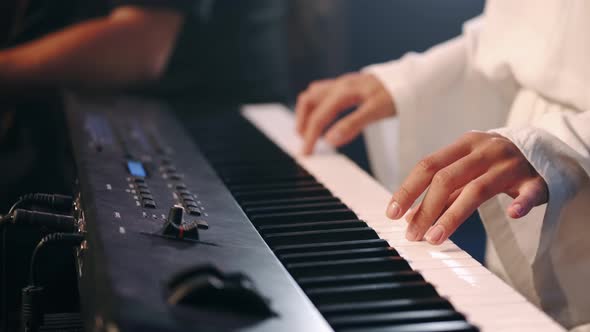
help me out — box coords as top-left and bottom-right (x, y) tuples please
(0, 6), (183, 98)
(295, 72), (396, 155)
(386, 131), (549, 245)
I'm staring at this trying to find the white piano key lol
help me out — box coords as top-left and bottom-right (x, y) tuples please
(395, 242), (472, 260)
(450, 294), (528, 307)
(428, 271), (517, 296)
(370, 223), (407, 233)
(242, 104), (566, 332)
(358, 214), (406, 225)
(409, 257), (483, 270)
(242, 104), (336, 157)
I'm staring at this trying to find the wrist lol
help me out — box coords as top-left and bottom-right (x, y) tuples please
(0, 48), (43, 99)
(0, 49), (20, 85)
(0, 51), (9, 82)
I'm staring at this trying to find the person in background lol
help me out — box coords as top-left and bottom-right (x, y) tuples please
(296, 0), (590, 330)
(0, 0), (287, 207)
(0, 0), (287, 101)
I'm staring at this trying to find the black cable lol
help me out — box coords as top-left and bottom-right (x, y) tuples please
(21, 233), (84, 332)
(0, 195), (76, 332)
(29, 233), (85, 286)
(8, 194), (73, 216)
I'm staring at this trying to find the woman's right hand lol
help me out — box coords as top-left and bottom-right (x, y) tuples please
(295, 72), (396, 155)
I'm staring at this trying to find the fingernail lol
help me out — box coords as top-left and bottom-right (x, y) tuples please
(512, 203), (524, 217)
(386, 201), (401, 219)
(425, 225), (445, 244)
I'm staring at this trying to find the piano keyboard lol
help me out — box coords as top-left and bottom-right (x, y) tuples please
(193, 104), (564, 332)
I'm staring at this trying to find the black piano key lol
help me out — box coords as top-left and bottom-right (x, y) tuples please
(264, 228), (379, 247)
(273, 239), (388, 255)
(218, 166), (310, 179)
(204, 150), (294, 165)
(338, 320), (478, 332)
(239, 196), (340, 209)
(216, 160), (305, 170)
(229, 180), (322, 193)
(318, 298), (453, 316)
(287, 257), (411, 278)
(234, 187), (332, 202)
(245, 201), (347, 215)
(214, 158), (301, 171)
(250, 209), (358, 226)
(206, 155), (292, 166)
(306, 281), (437, 304)
(223, 174), (316, 186)
(259, 220), (367, 236)
(328, 309), (465, 329)
(217, 161), (308, 173)
(298, 271), (423, 289)
(281, 247), (400, 264)
(233, 184), (327, 197)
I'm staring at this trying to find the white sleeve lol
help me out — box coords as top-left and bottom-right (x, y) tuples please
(362, 16), (517, 189)
(490, 109), (590, 329)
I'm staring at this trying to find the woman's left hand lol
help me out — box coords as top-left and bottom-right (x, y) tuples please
(385, 131), (548, 245)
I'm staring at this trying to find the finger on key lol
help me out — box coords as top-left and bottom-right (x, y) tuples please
(295, 79), (333, 135)
(302, 87), (361, 155)
(424, 166), (506, 245)
(405, 151), (490, 241)
(386, 140), (471, 220)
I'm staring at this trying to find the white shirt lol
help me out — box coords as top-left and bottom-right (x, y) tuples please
(363, 1), (590, 330)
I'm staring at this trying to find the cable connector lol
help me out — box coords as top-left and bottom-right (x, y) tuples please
(8, 194), (73, 215)
(11, 210), (77, 232)
(20, 285), (44, 332)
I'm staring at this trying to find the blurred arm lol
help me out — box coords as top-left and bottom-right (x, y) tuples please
(0, 6), (184, 95)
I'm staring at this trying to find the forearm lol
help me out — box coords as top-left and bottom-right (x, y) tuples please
(0, 7), (183, 94)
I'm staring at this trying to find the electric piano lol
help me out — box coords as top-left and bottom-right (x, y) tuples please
(64, 95), (565, 332)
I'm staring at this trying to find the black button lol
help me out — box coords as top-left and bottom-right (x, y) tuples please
(175, 184), (187, 190)
(184, 201), (198, 208)
(143, 199), (156, 209)
(177, 189), (191, 195)
(169, 174), (183, 181)
(180, 193), (194, 200)
(188, 207), (201, 216)
(196, 220), (209, 229)
(136, 183), (149, 190)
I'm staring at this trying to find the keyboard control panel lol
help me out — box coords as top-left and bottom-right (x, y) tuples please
(66, 95), (478, 332)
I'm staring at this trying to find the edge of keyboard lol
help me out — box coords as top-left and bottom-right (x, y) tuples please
(241, 104), (565, 332)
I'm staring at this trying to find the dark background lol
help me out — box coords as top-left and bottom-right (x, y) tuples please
(287, 0), (487, 262)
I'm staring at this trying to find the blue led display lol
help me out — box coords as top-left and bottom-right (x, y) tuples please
(127, 160), (147, 178)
